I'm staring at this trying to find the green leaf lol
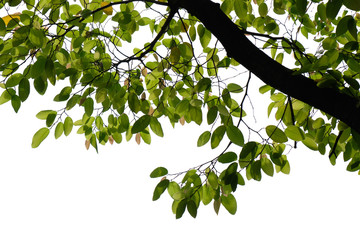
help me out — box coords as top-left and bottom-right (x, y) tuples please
(197, 131), (211, 147)
(197, 24), (211, 48)
(348, 59), (360, 73)
(207, 171), (218, 189)
(11, 95), (21, 113)
(128, 92), (141, 113)
(218, 152), (237, 164)
(31, 127), (50, 148)
(285, 125), (305, 141)
(29, 28), (46, 48)
(302, 135), (318, 150)
(259, 2), (268, 17)
(261, 157), (274, 176)
(207, 106), (218, 124)
(55, 122), (64, 139)
(46, 113), (56, 127)
(226, 125), (244, 146)
(176, 199), (187, 219)
(343, 0), (360, 10)
(227, 83), (243, 93)
(211, 125), (226, 149)
(131, 115), (151, 133)
(187, 200), (197, 218)
(326, 0), (342, 20)
(296, 0), (307, 16)
(95, 88), (107, 103)
(150, 167), (168, 178)
(266, 125), (288, 143)
(6, 73), (23, 87)
(152, 179), (169, 201)
(36, 110), (57, 120)
(150, 117), (164, 137)
(64, 117), (73, 136)
(221, 194), (237, 215)
(54, 86), (72, 102)
(18, 78), (30, 102)
(336, 16), (352, 37)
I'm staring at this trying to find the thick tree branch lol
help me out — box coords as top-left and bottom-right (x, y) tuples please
(172, 0), (360, 133)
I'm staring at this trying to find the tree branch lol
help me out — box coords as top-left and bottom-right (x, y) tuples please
(173, 0), (360, 133)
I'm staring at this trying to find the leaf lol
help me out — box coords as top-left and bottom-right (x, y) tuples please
(152, 179), (169, 201)
(226, 125), (244, 146)
(54, 87), (72, 102)
(211, 125), (226, 149)
(266, 125), (288, 143)
(207, 171), (218, 189)
(285, 125), (305, 141)
(101, 1), (113, 15)
(131, 115), (151, 133)
(2, 13), (20, 25)
(187, 200), (197, 218)
(218, 152), (237, 164)
(221, 194), (237, 215)
(296, 0), (307, 16)
(258, 2), (268, 17)
(31, 127), (49, 148)
(29, 28), (46, 48)
(261, 157), (274, 176)
(36, 110), (57, 120)
(227, 83), (243, 93)
(326, 0), (342, 20)
(176, 199), (187, 219)
(207, 106), (218, 124)
(197, 131), (211, 147)
(95, 88), (107, 103)
(343, 0), (360, 11)
(18, 78), (30, 102)
(55, 122), (64, 139)
(6, 73), (23, 88)
(11, 95), (21, 113)
(150, 117), (164, 137)
(302, 135), (318, 150)
(64, 117), (73, 136)
(214, 198), (221, 215)
(150, 167), (168, 178)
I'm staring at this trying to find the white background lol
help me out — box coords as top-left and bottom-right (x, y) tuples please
(0, 1), (360, 239)
(0, 85), (360, 240)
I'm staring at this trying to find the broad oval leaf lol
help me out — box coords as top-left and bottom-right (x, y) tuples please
(211, 125), (226, 149)
(197, 131), (211, 147)
(152, 179), (169, 201)
(226, 125), (244, 146)
(221, 194), (237, 215)
(131, 115), (151, 133)
(285, 125), (305, 141)
(31, 127), (49, 148)
(266, 125), (288, 143)
(218, 152), (237, 164)
(150, 167), (168, 178)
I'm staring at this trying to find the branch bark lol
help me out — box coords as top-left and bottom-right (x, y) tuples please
(171, 0), (360, 133)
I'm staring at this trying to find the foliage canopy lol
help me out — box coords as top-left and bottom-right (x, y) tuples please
(0, 0), (360, 218)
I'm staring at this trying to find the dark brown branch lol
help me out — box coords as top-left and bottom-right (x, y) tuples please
(172, 0), (360, 133)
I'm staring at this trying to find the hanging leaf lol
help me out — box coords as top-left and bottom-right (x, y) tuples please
(197, 131), (211, 147)
(31, 127), (50, 148)
(226, 125), (244, 146)
(211, 125), (226, 149)
(221, 194), (237, 215)
(153, 179), (169, 201)
(218, 152), (237, 164)
(150, 167), (168, 178)
(266, 125), (288, 143)
(132, 115), (151, 133)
